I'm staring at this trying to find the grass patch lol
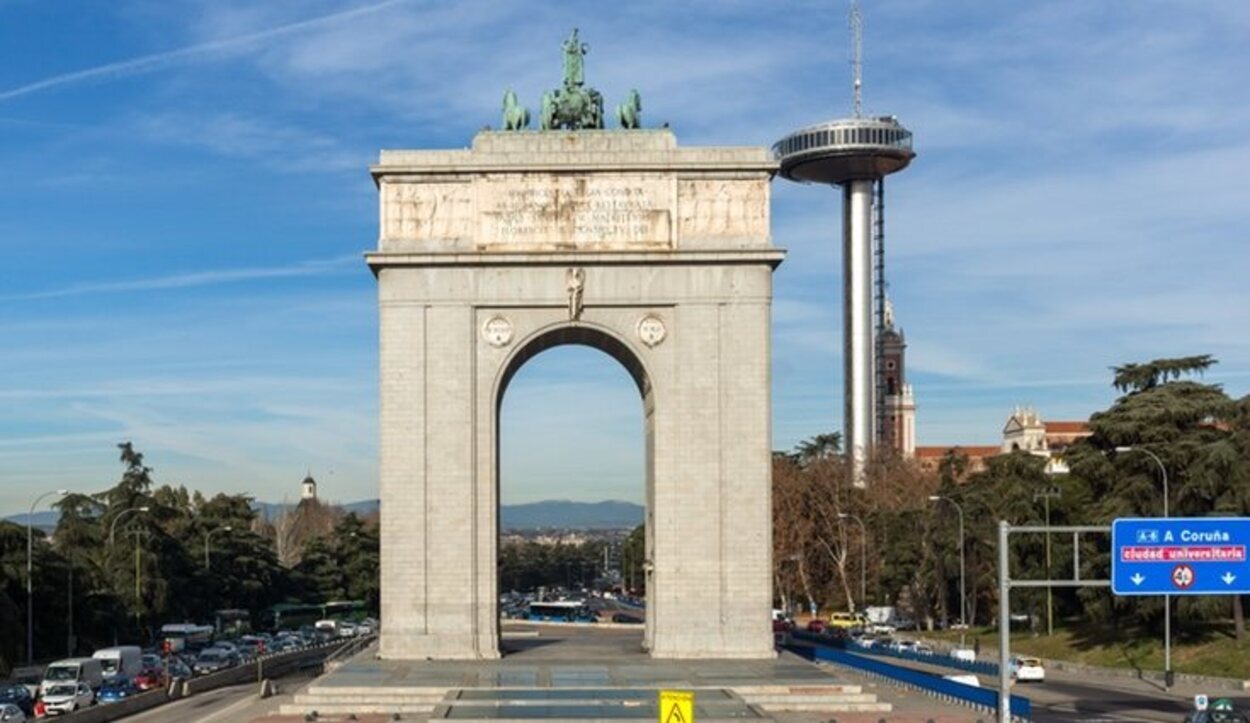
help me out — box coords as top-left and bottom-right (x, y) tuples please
(919, 622), (1250, 679)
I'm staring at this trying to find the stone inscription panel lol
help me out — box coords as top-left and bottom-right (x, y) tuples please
(477, 176), (673, 250)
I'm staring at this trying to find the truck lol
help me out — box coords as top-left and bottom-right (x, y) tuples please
(92, 646), (143, 679)
(864, 606), (899, 633)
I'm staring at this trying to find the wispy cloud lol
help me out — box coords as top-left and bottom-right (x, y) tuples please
(3, 254), (360, 301)
(0, 0), (411, 102)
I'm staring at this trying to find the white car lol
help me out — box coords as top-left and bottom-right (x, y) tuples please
(40, 682), (94, 715)
(914, 643), (934, 656)
(0, 703), (27, 722)
(950, 647), (977, 662)
(943, 674), (981, 688)
(1010, 656), (1046, 683)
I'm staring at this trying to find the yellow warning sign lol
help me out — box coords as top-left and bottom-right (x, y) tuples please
(658, 689), (694, 723)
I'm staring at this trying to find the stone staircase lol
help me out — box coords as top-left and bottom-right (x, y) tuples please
(281, 683), (890, 720)
(735, 683), (892, 714)
(279, 685), (450, 718)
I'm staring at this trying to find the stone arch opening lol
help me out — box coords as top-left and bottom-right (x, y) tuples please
(494, 323), (656, 654)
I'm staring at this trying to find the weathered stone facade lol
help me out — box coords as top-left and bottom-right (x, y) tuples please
(369, 129), (782, 660)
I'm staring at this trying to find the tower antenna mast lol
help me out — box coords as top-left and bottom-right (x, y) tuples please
(850, 0), (863, 118)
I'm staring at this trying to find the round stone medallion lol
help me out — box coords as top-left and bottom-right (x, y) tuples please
(637, 314), (667, 347)
(482, 316), (514, 347)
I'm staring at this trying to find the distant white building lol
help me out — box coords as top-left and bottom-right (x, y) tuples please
(1002, 407), (1092, 474)
(301, 473), (317, 501)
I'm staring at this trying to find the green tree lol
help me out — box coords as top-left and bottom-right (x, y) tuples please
(1067, 355), (1238, 634)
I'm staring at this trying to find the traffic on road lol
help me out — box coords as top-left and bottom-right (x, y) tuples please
(2, 615), (376, 720)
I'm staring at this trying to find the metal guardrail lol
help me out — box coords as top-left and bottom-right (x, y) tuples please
(788, 641), (1032, 721)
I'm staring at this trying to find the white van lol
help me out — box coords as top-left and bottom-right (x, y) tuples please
(93, 646), (143, 679)
(40, 657), (105, 695)
(314, 619), (339, 638)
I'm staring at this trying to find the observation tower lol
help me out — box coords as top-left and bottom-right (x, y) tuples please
(773, 1), (915, 486)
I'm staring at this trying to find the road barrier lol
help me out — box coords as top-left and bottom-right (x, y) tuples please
(791, 630), (1000, 675)
(787, 639), (1031, 721)
(54, 637), (369, 722)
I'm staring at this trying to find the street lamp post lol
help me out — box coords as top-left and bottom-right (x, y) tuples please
(108, 506), (150, 645)
(26, 489), (69, 666)
(108, 506), (151, 547)
(929, 495), (966, 643)
(1116, 445), (1171, 688)
(203, 526), (234, 569)
(1033, 485), (1062, 636)
(838, 513), (868, 609)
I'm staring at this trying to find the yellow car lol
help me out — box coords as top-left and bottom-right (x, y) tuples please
(828, 612), (866, 628)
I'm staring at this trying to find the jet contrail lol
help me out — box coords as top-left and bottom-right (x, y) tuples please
(0, 0), (410, 102)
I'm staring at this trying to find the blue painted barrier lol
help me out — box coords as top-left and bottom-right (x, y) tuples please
(787, 638), (1031, 720)
(791, 630), (999, 675)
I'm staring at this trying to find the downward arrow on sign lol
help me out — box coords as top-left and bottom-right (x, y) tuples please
(1131, 573), (1145, 586)
(1223, 572), (1237, 585)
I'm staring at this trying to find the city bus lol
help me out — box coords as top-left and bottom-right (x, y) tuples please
(159, 623), (215, 653)
(526, 601), (597, 623)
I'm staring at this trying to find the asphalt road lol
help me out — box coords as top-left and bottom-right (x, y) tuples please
(837, 647), (1250, 722)
(113, 667), (319, 723)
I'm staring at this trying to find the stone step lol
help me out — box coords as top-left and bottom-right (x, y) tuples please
(758, 701), (892, 713)
(279, 702), (438, 716)
(739, 692), (879, 705)
(303, 685), (452, 697)
(435, 704), (772, 722)
(292, 690), (450, 700)
(732, 684), (863, 695)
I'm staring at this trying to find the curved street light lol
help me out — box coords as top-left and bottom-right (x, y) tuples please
(1115, 445), (1172, 687)
(837, 512), (868, 610)
(108, 506), (151, 547)
(204, 526), (234, 569)
(928, 495), (966, 641)
(27, 488), (69, 665)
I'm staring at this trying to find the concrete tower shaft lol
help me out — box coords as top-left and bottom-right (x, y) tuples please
(774, 118), (914, 486)
(843, 180), (876, 479)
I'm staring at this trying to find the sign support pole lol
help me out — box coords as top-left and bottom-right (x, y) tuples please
(998, 520), (1010, 723)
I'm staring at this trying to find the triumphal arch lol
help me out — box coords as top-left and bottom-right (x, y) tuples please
(369, 34), (783, 660)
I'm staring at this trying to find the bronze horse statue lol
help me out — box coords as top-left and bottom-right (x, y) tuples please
(616, 89), (642, 129)
(501, 89), (530, 130)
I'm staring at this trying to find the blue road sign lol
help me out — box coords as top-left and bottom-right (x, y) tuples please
(1112, 517), (1250, 596)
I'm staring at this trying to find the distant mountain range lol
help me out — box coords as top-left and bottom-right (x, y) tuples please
(7, 499), (643, 531)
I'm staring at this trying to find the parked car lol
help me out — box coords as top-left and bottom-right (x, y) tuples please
(0, 686), (33, 716)
(805, 619), (827, 633)
(0, 703), (27, 722)
(39, 682), (94, 716)
(914, 643), (934, 656)
(950, 647), (977, 662)
(1010, 656), (1046, 683)
(97, 677), (140, 704)
(338, 621), (359, 638)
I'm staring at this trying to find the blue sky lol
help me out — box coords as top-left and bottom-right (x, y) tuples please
(2, 1), (1248, 516)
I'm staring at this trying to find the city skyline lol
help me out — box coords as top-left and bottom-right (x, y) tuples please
(2, 1), (1249, 515)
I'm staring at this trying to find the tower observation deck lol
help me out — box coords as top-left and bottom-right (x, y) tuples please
(772, 4), (915, 487)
